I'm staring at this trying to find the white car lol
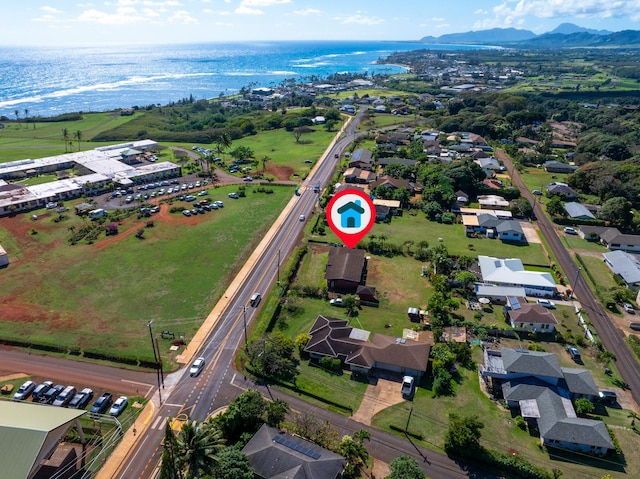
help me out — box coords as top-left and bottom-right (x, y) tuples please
(563, 227), (578, 235)
(623, 303), (635, 314)
(190, 357), (206, 377)
(109, 396), (128, 416)
(329, 298), (343, 306)
(401, 376), (415, 398)
(536, 299), (556, 309)
(299, 214), (306, 222)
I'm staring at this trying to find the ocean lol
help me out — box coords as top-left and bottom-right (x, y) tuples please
(0, 41), (486, 118)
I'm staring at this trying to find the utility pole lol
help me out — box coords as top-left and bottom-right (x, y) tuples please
(147, 320), (162, 404)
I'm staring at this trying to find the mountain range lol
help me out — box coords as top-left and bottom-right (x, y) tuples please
(419, 23), (640, 48)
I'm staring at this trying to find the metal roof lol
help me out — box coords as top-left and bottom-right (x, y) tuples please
(0, 401), (85, 479)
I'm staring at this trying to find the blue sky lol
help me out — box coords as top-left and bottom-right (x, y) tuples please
(2, 1), (639, 46)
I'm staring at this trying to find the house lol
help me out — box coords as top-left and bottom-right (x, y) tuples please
(495, 220), (526, 243)
(600, 229), (640, 253)
(478, 195), (510, 210)
(242, 424), (345, 479)
(474, 157), (501, 173)
(337, 200), (364, 228)
(603, 250), (640, 290)
(348, 149), (373, 170)
(544, 161), (578, 174)
(304, 315), (431, 378)
(478, 255), (557, 297)
(0, 244), (7, 267)
(372, 198), (400, 216)
(356, 285), (378, 305)
(369, 175), (411, 191)
(505, 303), (558, 333)
(564, 202), (595, 221)
(547, 183), (578, 199)
(342, 167), (376, 184)
(578, 225), (610, 241)
(374, 204), (390, 221)
(376, 158), (417, 168)
(480, 348), (612, 456)
(325, 247), (367, 292)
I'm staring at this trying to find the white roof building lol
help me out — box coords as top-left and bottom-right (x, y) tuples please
(478, 255), (557, 297)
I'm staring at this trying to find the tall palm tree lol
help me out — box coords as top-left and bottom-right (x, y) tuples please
(62, 128), (70, 153)
(74, 130), (82, 151)
(213, 132), (232, 160)
(14, 110), (20, 128)
(175, 419), (226, 479)
(261, 155), (271, 173)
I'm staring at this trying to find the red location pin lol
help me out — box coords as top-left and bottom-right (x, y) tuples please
(326, 189), (376, 248)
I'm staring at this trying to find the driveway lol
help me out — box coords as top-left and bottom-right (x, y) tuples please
(351, 378), (405, 425)
(519, 220), (541, 243)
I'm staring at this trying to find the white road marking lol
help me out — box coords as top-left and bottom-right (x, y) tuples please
(151, 416), (163, 430)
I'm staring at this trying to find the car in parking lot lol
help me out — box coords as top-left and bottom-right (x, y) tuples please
(536, 299), (556, 309)
(182, 209), (192, 217)
(42, 384), (65, 404)
(109, 396), (128, 417)
(190, 209), (198, 215)
(13, 380), (36, 401)
(228, 193), (239, 199)
(69, 388), (94, 409)
(190, 357), (206, 377)
(401, 376), (415, 398)
(243, 176), (253, 182)
(198, 190), (208, 196)
(46, 202), (58, 209)
(197, 207), (205, 214)
(623, 303), (635, 314)
(214, 201), (224, 207)
(90, 392), (113, 416)
(53, 386), (77, 407)
(563, 227), (578, 235)
(31, 381), (53, 402)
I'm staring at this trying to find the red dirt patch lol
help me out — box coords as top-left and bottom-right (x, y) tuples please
(267, 164), (295, 181)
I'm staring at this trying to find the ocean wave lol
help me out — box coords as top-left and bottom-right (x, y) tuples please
(0, 72), (215, 109)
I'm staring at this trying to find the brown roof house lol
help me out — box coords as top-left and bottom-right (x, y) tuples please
(325, 247), (367, 292)
(242, 424), (345, 479)
(505, 302), (558, 333)
(304, 315), (431, 378)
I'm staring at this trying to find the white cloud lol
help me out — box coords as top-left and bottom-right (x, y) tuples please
(41, 6), (63, 14)
(235, 5), (263, 15)
(168, 10), (198, 23)
(430, 17), (445, 22)
(77, 7), (141, 25)
(241, 0), (291, 6)
(336, 13), (385, 26)
(292, 8), (321, 16)
(475, 9), (488, 15)
(478, 0), (640, 29)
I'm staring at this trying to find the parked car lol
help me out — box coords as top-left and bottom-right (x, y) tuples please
(45, 202), (58, 209)
(90, 392), (113, 416)
(214, 201), (224, 208)
(243, 176), (253, 182)
(228, 193), (239, 199)
(69, 388), (94, 409)
(190, 357), (206, 377)
(182, 210), (192, 217)
(42, 384), (65, 404)
(109, 396), (128, 417)
(401, 376), (415, 398)
(536, 299), (556, 309)
(53, 386), (77, 407)
(563, 227), (578, 235)
(623, 303), (635, 314)
(567, 346), (581, 361)
(598, 390), (618, 405)
(13, 380), (36, 401)
(329, 297), (343, 307)
(31, 381), (53, 402)
(532, 189), (543, 195)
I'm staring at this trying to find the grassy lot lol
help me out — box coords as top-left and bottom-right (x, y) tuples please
(355, 113), (415, 131)
(0, 184), (293, 363)
(0, 112), (137, 162)
(562, 235), (608, 254)
(576, 254), (618, 292)
(517, 166), (572, 195)
(230, 126), (340, 179)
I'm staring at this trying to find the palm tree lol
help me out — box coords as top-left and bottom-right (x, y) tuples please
(175, 419), (226, 479)
(74, 130), (82, 151)
(14, 110), (20, 128)
(62, 128), (70, 153)
(261, 155), (271, 173)
(213, 132), (232, 160)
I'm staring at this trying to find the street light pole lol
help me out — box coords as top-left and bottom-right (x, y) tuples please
(147, 320), (162, 404)
(573, 266), (582, 299)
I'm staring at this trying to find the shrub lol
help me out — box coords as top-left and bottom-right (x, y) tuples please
(515, 415), (527, 431)
(319, 356), (342, 372)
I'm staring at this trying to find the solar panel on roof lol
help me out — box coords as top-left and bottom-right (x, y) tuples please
(509, 297), (521, 310)
(274, 435), (321, 459)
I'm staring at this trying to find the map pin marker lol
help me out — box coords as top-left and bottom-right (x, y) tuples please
(326, 189), (376, 248)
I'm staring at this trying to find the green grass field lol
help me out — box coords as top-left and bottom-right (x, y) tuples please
(0, 184), (293, 362)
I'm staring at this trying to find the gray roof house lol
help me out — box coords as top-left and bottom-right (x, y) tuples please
(603, 250), (640, 289)
(544, 161), (578, 174)
(480, 348), (613, 456)
(505, 303), (558, 333)
(242, 424), (345, 479)
(478, 256), (557, 297)
(600, 228), (640, 253)
(564, 202), (595, 221)
(547, 183), (578, 199)
(495, 220), (526, 243)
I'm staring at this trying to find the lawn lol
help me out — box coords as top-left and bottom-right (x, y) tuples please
(230, 126), (340, 179)
(562, 235), (608, 254)
(576, 253), (618, 291)
(517, 166), (572, 195)
(0, 112), (137, 162)
(0, 184), (293, 363)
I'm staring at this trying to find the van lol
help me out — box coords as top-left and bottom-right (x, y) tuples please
(250, 293), (261, 307)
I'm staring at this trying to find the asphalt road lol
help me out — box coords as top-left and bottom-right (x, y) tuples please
(498, 151), (640, 407)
